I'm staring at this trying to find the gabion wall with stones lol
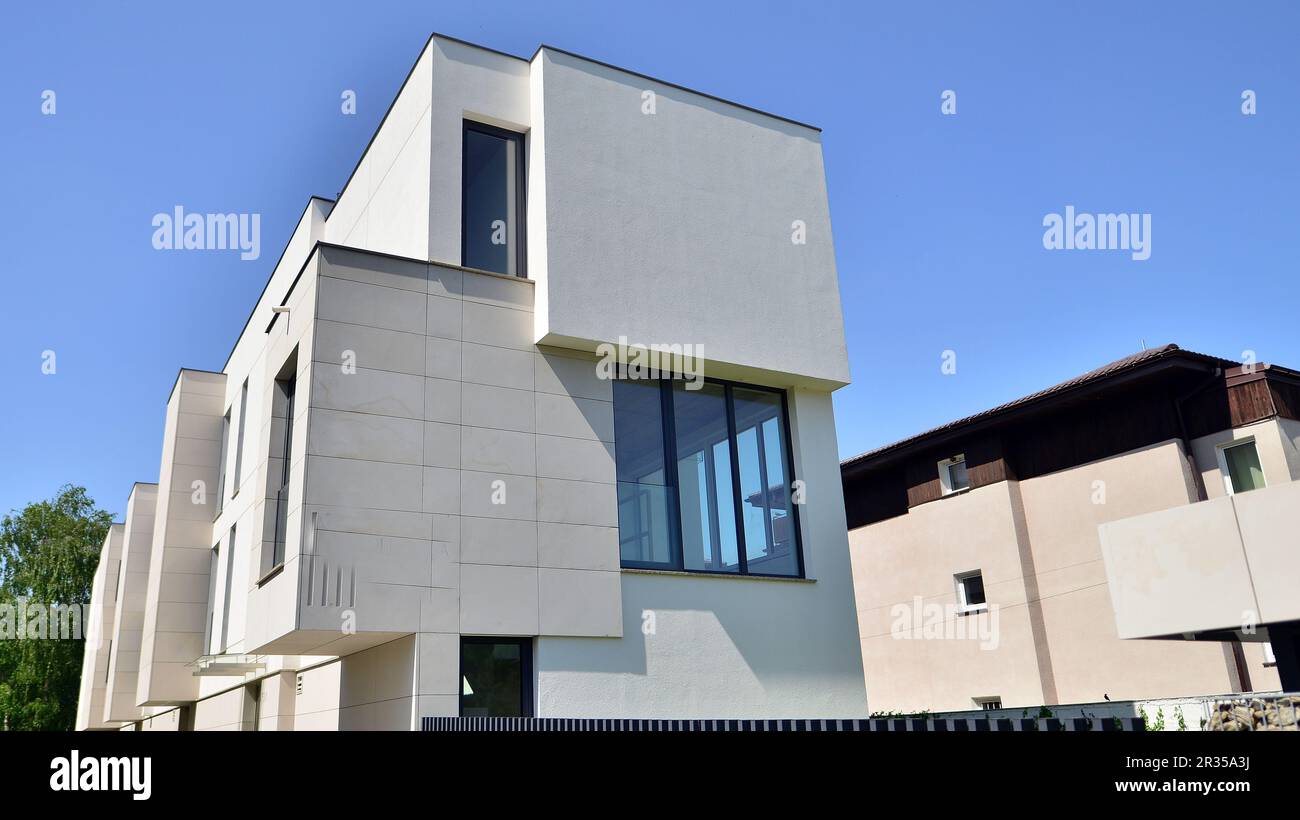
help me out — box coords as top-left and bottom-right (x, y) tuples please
(1208, 695), (1300, 731)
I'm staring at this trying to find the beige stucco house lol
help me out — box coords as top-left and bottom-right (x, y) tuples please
(842, 345), (1299, 713)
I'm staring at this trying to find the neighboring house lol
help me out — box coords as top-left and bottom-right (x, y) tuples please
(75, 33), (866, 730)
(842, 345), (1300, 713)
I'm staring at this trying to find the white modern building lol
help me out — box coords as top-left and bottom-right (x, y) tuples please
(75, 33), (866, 730)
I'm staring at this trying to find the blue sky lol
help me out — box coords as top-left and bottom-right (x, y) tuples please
(2, 1), (1297, 521)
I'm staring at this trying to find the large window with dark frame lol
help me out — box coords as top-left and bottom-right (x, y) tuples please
(614, 378), (803, 577)
(462, 120), (525, 277)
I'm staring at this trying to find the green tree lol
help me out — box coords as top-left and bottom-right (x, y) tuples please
(0, 485), (113, 730)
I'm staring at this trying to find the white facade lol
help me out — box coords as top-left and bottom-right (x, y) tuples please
(77, 34), (865, 730)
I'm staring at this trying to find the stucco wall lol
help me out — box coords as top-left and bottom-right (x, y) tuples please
(536, 390), (867, 719)
(529, 49), (848, 388)
(428, 38), (531, 267)
(324, 44), (434, 261)
(850, 482), (1044, 712)
(1279, 416), (1300, 480)
(849, 438), (1282, 713)
(1018, 439), (1242, 703)
(1191, 418), (1296, 500)
(192, 686), (249, 731)
(294, 661), (342, 730)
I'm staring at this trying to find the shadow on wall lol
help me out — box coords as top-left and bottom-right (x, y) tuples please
(537, 573), (858, 687)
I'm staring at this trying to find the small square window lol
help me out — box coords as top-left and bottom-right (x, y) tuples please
(956, 570), (986, 613)
(975, 697), (1002, 711)
(460, 637), (533, 717)
(938, 455), (969, 495)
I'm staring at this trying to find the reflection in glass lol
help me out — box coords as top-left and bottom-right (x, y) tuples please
(613, 380), (674, 566)
(1224, 441), (1265, 493)
(673, 382), (739, 573)
(948, 458), (969, 492)
(460, 640), (525, 717)
(733, 388), (798, 576)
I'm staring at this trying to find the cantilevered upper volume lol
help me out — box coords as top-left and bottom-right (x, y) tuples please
(79, 32), (864, 731)
(313, 34), (849, 389)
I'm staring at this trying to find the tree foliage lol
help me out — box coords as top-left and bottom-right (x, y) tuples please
(0, 485), (113, 730)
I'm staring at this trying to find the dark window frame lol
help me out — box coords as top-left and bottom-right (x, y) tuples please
(203, 542), (220, 655)
(218, 523), (236, 653)
(232, 378), (249, 495)
(461, 120), (527, 278)
(214, 408), (231, 518)
(615, 376), (805, 579)
(265, 351), (297, 579)
(270, 372), (294, 570)
(957, 570), (987, 611)
(458, 636), (534, 718)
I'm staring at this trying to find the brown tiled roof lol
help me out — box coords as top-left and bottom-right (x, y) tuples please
(841, 344), (1243, 469)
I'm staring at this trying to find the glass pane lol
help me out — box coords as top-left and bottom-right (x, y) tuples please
(215, 413), (230, 512)
(962, 574), (986, 606)
(204, 546), (220, 655)
(613, 380), (674, 566)
(464, 128), (518, 275)
(461, 641), (525, 718)
(1224, 442), (1265, 493)
(733, 387), (799, 576)
(233, 381), (247, 491)
(673, 383), (739, 573)
(948, 459), (969, 491)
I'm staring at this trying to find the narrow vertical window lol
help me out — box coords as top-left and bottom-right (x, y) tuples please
(232, 379), (248, 493)
(219, 524), (236, 653)
(265, 352), (297, 577)
(215, 409), (231, 516)
(613, 380), (675, 568)
(271, 369), (295, 569)
(462, 121), (525, 277)
(203, 543), (220, 655)
(673, 382), (740, 574)
(243, 681), (261, 731)
(733, 387), (800, 577)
